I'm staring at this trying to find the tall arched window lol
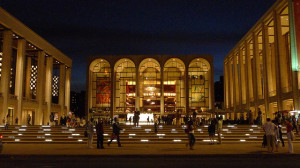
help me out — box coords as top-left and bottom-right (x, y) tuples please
(139, 58), (161, 113)
(163, 58), (185, 114)
(188, 58), (210, 112)
(91, 59), (111, 113)
(114, 59), (136, 113)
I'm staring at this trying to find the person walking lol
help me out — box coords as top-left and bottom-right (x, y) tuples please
(217, 116), (223, 144)
(187, 121), (196, 150)
(263, 118), (276, 153)
(286, 119), (294, 153)
(96, 119), (104, 149)
(87, 118), (95, 149)
(208, 118), (216, 145)
(108, 117), (122, 147)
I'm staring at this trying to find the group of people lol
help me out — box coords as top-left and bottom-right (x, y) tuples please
(263, 118), (296, 153)
(86, 117), (122, 149)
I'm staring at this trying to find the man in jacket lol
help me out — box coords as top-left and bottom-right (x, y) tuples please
(96, 119), (104, 149)
(107, 117), (122, 147)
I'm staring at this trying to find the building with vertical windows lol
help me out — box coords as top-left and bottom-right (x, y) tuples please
(224, 0), (300, 121)
(87, 55), (214, 119)
(0, 7), (72, 125)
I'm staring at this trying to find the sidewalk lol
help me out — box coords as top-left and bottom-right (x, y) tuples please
(1, 143), (299, 156)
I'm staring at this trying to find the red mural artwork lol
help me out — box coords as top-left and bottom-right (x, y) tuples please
(294, 0), (300, 57)
(96, 80), (111, 104)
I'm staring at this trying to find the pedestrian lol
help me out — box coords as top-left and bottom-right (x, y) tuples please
(154, 115), (158, 133)
(187, 121), (196, 150)
(276, 122), (285, 147)
(87, 118), (95, 149)
(27, 114), (31, 125)
(108, 117), (122, 147)
(208, 119), (216, 145)
(15, 117), (18, 125)
(129, 116), (132, 125)
(217, 116), (223, 144)
(147, 116), (150, 125)
(96, 119), (104, 149)
(263, 118), (276, 153)
(286, 119), (294, 153)
(274, 123), (280, 152)
(292, 116), (298, 134)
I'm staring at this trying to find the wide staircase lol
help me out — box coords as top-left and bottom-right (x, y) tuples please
(0, 124), (299, 144)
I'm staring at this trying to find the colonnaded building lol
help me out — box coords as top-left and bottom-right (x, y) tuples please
(0, 7), (72, 125)
(224, 0), (300, 121)
(87, 55), (214, 120)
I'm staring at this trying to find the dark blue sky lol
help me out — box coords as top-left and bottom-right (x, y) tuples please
(0, 0), (277, 91)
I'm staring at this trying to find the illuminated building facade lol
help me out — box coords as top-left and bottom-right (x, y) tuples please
(0, 7), (72, 125)
(87, 55), (214, 118)
(224, 0), (300, 121)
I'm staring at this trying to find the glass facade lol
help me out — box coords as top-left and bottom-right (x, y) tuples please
(88, 56), (213, 117)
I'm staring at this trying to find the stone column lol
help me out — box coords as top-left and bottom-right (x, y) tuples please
(252, 32), (259, 116)
(1, 30), (13, 122)
(224, 62), (227, 109)
(226, 62), (231, 110)
(14, 39), (26, 125)
(65, 67), (71, 113)
(59, 64), (66, 118)
(36, 51), (45, 125)
(160, 69), (164, 116)
(44, 56), (53, 124)
(233, 55), (237, 119)
(245, 41), (250, 110)
(274, 11), (283, 111)
(262, 24), (270, 119)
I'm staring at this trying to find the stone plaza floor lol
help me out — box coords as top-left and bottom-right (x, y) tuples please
(1, 143), (299, 156)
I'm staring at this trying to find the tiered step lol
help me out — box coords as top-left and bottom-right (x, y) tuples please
(0, 124), (299, 144)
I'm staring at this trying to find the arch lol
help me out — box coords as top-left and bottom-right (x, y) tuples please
(188, 58), (211, 112)
(139, 58), (161, 74)
(188, 58), (211, 70)
(114, 58), (136, 72)
(89, 58), (111, 72)
(164, 58), (185, 73)
(114, 58), (136, 113)
(139, 58), (161, 113)
(89, 58), (111, 114)
(163, 58), (186, 114)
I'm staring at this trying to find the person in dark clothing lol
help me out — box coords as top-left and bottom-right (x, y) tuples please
(208, 118), (216, 145)
(108, 117), (122, 147)
(96, 119), (104, 149)
(276, 122), (285, 147)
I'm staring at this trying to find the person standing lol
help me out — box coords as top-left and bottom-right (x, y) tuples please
(108, 117), (122, 147)
(187, 121), (196, 150)
(147, 116), (150, 125)
(208, 118), (216, 145)
(286, 120), (294, 153)
(15, 117), (18, 125)
(263, 118), (276, 153)
(96, 119), (104, 149)
(217, 116), (223, 144)
(154, 115), (158, 133)
(87, 118), (95, 149)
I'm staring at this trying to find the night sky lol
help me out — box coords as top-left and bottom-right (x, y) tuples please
(0, 0), (277, 91)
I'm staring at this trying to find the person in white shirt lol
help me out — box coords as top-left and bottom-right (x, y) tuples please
(263, 118), (276, 153)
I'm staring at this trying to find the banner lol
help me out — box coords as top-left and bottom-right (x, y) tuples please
(96, 79), (111, 104)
